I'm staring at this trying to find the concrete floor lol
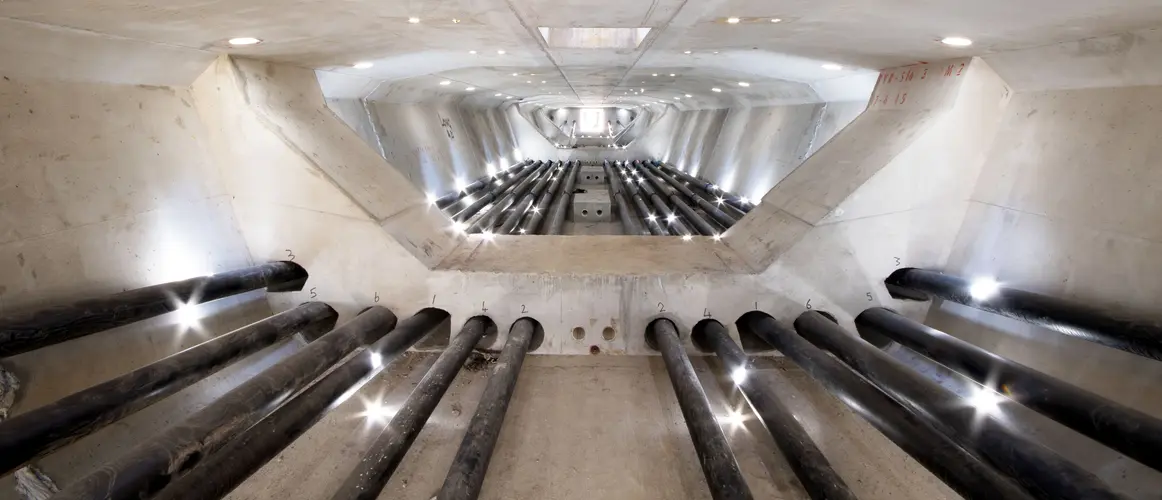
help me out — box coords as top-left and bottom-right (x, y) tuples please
(228, 353), (955, 500)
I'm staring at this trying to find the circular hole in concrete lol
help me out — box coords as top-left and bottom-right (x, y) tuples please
(589, 345), (601, 355)
(581, 209), (589, 216)
(522, 317), (546, 352)
(735, 311), (777, 353)
(690, 318), (726, 353)
(602, 326), (615, 341)
(471, 315), (500, 350)
(572, 326), (586, 340)
(597, 209), (603, 216)
(854, 309), (896, 349)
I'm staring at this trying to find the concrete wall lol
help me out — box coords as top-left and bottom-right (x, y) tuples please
(924, 83), (1162, 496)
(0, 70), (281, 496)
(326, 97), (559, 197)
(630, 100), (866, 201)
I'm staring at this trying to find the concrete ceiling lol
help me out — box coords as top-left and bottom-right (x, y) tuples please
(4, 0), (1162, 109)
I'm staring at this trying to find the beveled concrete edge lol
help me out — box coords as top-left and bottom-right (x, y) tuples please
(433, 235), (761, 275)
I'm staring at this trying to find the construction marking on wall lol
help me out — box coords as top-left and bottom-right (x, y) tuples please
(868, 57), (972, 111)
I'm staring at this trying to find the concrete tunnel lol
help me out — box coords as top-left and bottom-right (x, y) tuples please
(1, 2), (1162, 499)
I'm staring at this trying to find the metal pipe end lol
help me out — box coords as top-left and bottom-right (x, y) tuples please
(265, 261), (310, 292)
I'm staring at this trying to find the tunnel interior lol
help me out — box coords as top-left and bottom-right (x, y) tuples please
(3, 1), (1162, 499)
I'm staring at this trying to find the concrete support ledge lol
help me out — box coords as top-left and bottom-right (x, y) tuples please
(436, 236), (754, 274)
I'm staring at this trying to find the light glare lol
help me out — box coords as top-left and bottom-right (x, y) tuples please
(482, 230), (495, 242)
(361, 400), (394, 421)
(711, 87), (722, 92)
(369, 351), (383, 369)
(176, 303), (200, 328)
(726, 17), (741, 24)
(822, 63), (843, 71)
(719, 408), (746, 428)
(682, 234), (692, 241)
(228, 37), (262, 46)
(942, 37), (973, 47)
(731, 367), (748, 385)
(969, 277), (1000, 301)
(352, 61), (374, 69)
(969, 387), (1003, 415)
(408, 17), (420, 24)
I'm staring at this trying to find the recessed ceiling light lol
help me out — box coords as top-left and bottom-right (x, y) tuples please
(822, 63), (843, 70)
(526, 80), (532, 83)
(685, 94), (692, 98)
(941, 36), (973, 47)
(652, 73), (658, 77)
(469, 50), (477, 55)
(771, 18), (782, 23)
(495, 93), (502, 96)
(727, 17), (741, 24)
(670, 73), (676, 77)
(497, 50), (506, 55)
(452, 18), (462, 23)
(466, 87), (475, 91)
(711, 87), (722, 92)
(541, 80), (546, 83)
(439, 80), (452, 85)
(228, 37), (262, 46)
(512, 73), (519, 76)
(408, 17), (421, 24)
(352, 61), (374, 69)
(737, 81), (750, 87)
(684, 50), (692, 54)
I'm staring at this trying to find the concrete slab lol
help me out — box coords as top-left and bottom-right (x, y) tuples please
(226, 353), (956, 500)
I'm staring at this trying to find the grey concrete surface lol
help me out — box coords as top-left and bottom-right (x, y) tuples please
(226, 353), (956, 500)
